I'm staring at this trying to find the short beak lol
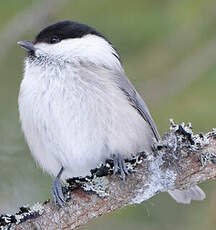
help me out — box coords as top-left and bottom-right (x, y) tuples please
(17, 40), (36, 52)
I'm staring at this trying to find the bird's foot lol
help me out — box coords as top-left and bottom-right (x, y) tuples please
(113, 153), (129, 181)
(51, 167), (65, 207)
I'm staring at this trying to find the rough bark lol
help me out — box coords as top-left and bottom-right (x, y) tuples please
(1, 121), (216, 230)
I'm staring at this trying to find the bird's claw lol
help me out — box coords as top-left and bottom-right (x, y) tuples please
(113, 153), (129, 181)
(51, 168), (65, 207)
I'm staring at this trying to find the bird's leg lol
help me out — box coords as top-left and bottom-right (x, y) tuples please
(51, 167), (65, 207)
(113, 153), (129, 181)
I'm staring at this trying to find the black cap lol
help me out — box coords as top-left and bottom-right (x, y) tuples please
(34, 20), (106, 44)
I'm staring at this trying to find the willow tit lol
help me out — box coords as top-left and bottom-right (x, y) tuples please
(18, 21), (205, 206)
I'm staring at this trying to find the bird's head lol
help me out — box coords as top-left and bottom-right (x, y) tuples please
(18, 21), (121, 69)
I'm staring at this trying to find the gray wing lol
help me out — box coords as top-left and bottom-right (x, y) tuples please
(115, 72), (160, 141)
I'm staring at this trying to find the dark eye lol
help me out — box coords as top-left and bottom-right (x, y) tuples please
(50, 36), (60, 44)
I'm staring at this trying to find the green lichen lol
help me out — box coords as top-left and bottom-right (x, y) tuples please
(82, 175), (109, 197)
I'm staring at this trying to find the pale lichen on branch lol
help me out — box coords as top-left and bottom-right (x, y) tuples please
(1, 120), (216, 230)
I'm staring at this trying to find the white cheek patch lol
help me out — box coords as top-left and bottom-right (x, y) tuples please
(34, 43), (53, 57)
(34, 40), (77, 58)
(34, 49), (44, 57)
(33, 35), (121, 70)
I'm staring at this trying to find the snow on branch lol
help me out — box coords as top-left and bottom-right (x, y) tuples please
(1, 120), (216, 230)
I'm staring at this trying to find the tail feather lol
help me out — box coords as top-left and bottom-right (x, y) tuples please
(168, 185), (206, 204)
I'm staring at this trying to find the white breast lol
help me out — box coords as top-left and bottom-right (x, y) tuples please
(19, 61), (152, 180)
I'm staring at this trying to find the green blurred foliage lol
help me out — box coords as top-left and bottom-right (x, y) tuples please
(0, 0), (216, 229)
(0, 0), (35, 30)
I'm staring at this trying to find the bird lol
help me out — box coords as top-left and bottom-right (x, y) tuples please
(17, 20), (205, 206)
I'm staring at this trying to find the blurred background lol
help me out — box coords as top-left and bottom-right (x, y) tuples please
(0, 0), (216, 229)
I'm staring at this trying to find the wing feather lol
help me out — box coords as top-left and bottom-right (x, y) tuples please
(115, 72), (160, 141)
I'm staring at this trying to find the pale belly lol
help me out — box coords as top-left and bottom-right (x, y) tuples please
(19, 71), (153, 180)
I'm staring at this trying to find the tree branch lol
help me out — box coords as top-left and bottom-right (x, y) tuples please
(1, 121), (216, 230)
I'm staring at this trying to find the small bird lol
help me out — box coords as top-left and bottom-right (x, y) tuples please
(18, 20), (205, 206)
